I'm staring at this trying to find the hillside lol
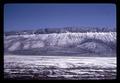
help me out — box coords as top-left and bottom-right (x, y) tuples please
(4, 32), (116, 56)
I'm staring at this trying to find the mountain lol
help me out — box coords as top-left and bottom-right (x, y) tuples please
(4, 31), (116, 56)
(4, 27), (116, 36)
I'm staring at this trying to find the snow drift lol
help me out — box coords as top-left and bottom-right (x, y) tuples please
(4, 32), (116, 56)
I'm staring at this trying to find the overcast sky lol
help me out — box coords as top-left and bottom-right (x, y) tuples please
(4, 4), (116, 32)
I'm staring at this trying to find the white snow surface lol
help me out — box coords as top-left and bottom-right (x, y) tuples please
(4, 55), (116, 68)
(4, 55), (116, 79)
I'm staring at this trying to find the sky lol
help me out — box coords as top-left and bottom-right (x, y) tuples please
(4, 4), (116, 32)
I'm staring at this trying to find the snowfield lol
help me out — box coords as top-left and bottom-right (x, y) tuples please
(4, 55), (116, 80)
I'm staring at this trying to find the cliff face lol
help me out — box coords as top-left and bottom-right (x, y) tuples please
(4, 32), (116, 56)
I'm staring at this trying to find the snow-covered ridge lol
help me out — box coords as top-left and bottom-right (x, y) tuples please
(4, 32), (116, 56)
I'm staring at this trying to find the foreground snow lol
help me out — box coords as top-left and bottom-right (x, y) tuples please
(4, 55), (116, 80)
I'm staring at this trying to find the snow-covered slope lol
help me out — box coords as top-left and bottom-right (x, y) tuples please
(4, 32), (116, 56)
